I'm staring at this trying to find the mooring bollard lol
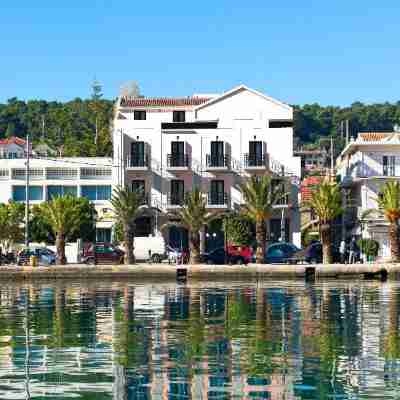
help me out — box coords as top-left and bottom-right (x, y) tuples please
(305, 267), (315, 282)
(176, 268), (187, 283)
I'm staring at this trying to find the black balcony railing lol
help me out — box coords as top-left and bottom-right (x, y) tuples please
(167, 153), (190, 168)
(129, 154), (149, 168)
(207, 192), (228, 206)
(244, 153), (266, 168)
(167, 193), (185, 206)
(206, 154), (230, 168)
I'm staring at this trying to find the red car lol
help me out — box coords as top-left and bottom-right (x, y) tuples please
(81, 243), (124, 265)
(226, 244), (253, 264)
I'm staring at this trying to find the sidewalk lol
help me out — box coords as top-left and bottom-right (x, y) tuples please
(0, 263), (397, 281)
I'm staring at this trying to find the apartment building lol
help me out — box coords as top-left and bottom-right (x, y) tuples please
(0, 157), (114, 242)
(113, 85), (301, 247)
(337, 131), (400, 260)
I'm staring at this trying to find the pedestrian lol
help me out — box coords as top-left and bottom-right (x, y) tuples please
(339, 239), (346, 264)
(348, 237), (357, 264)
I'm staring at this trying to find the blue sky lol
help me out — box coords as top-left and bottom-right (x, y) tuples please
(1, 1), (400, 105)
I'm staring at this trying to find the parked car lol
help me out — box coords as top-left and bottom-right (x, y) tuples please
(166, 246), (189, 264)
(133, 236), (166, 263)
(81, 243), (124, 265)
(265, 242), (300, 264)
(201, 245), (252, 265)
(17, 247), (56, 266)
(287, 241), (343, 264)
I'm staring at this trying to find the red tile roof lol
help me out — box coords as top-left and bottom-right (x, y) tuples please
(301, 176), (324, 202)
(120, 97), (210, 108)
(359, 132), (391, 142)
(0, 136), (26, 146)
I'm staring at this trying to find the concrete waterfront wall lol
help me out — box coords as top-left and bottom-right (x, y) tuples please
(0, 263), (399, 281)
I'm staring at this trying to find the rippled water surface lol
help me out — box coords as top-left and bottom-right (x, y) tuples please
(0, 279), (400, 399)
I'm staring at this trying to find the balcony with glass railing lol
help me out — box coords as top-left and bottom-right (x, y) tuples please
(166, 154), (190, 172)
(205, 154), (230, 171)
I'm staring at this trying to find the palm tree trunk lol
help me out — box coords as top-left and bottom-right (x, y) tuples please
(255, 219), (266, 264)
(389, 221), (400, 262)
(123, 224), (135, 264)
(56, 233), (66, 265)
(320, 223), (332, 264)
(189, 231), (201, 264)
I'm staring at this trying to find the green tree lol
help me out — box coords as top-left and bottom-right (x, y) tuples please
(377, 181), (400, 262)
(174, 189), (212, 264)
(222, 213), (251, 246)
(30, 198), (96, 244)
(39, 196), (82, 265)
(240, 176), (284, 264)
(110, 186), (143, 264)
(305, 181), (343, 263)
(0, 201), (24, 251)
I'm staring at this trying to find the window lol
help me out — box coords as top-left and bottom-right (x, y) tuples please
(383, 155), (395, 176)
(13, 186), (43, 201)
(269, 119), (293, 128)
(46, 168), (77, 180)
(47, 186), (77, 200)
(170, 180), (184, 205)
(81, 168), (112, 179)
(210, 180), (225, 205)
(12, 169), (43, 180)
(81, 185), (111, 201)
(96, 228), (111, 243)
(130, 141), (147, 167)
(173, 110), (185, 122)
(0, 169), (9, 180)
(134, 110), (146, 120)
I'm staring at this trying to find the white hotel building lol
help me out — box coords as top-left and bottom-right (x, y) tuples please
(113, 85), (301, 247)
(337, 131), (400, 260)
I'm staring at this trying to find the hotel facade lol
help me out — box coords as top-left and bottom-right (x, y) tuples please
(113, 85), (301, 247)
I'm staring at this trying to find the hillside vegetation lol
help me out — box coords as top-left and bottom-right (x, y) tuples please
(1, 96), (400, 157)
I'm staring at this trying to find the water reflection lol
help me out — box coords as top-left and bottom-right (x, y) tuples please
(0, 281), (399, 399)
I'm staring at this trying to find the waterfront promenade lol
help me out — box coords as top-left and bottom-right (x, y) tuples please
(0, 262), (397, 281)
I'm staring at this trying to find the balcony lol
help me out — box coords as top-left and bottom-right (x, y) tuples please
(205, 155), (230, 172)
(206, 192), (229, 209)
(166, 193), (185, 210)
(126, 154), (150, 171)
(273, 193), (290, 208)
(166, 154), (190, 172)
(243, 154), (267, 171)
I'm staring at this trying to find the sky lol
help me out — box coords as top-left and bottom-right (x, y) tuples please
(1, 1), (400, 106)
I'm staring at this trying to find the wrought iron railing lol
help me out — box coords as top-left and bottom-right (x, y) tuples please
(167, 153), (190, 168)
(206, 154), (230, 168)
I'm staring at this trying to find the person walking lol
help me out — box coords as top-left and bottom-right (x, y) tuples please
(348, 237), (357, 264)
(339, 239), (346, 264)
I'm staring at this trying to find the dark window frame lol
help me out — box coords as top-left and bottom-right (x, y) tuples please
(134, 110), (146, 120)
(173, 110), (186, 123)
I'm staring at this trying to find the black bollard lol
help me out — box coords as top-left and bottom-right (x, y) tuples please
(305, 267), (316, 283)
(176, 268), (187, 283)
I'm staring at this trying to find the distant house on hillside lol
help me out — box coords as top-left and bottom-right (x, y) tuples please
(0, 136), (28, 159)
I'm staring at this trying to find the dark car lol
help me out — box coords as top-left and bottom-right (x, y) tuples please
(17, 247), (56, 266)
(200, 247), (250, 265)
(288, 241), (342, 264)
(265, 242), (300, 264)
(81, 243), (124, 265)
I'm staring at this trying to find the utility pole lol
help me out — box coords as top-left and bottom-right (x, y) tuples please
(25, 135), (30, 248)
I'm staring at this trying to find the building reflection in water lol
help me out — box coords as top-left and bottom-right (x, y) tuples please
(0, 281), (398, 399)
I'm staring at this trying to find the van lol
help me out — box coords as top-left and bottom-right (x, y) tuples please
(134, 236), (166, 263)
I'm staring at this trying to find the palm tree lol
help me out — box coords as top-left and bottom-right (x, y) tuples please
(176, 189), (212, 264)
(111, 186), (143, 264)
(240, 175), (284, 264)
(377, 181), (400, 262)
(40, 196), (81, 265)
(305, 181), (343, 264)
